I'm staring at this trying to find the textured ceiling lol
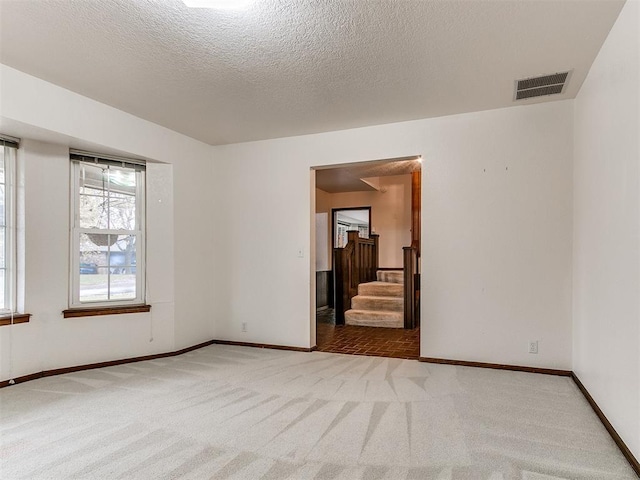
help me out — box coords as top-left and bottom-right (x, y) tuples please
(316, 157), (420, 193)
(0, 0), (625, 146)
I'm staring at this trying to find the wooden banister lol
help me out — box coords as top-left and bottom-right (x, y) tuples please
(411, 171), (421, 254)
(334, 231), (379, 325)
(403, 246), (420, 329)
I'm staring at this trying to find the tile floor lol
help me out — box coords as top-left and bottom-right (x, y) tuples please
(316, 308), (420, 359)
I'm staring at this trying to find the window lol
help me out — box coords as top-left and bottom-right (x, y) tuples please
(0, 136), (18, 314)
(70, 152), (145, 308)
(332, 207), (371, 248)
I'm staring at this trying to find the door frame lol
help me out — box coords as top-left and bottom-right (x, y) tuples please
(310, 156), (423, 350)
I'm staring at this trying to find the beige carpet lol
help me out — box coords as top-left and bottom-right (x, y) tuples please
(0, 345), (635, 479)
(345, 280), (404, 328)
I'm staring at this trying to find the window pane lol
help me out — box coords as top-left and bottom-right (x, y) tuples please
(0, 226), (4, 268)
(78, 163), (105, 195)
(79, 233), (137, 302)
(79, 266), (109, 303)
(108, 235), (136, 300)
(78, 164), (108, 229)
(80, 233), (106, 266)
(107, 168), (136, 191)
(0, 185), (5, 226)
(78, 165), (137, 231)
(109, 235), (136, 273)
(0, 151), (5, 184)
(0, 269), (5, 310)
(79, 188), (108, 229)
(109, 273), (136, 300)
(79, 233), (108, 302)
(107, 191), (136, 230)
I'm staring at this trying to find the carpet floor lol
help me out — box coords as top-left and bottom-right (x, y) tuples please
(0, 345), (635, 479)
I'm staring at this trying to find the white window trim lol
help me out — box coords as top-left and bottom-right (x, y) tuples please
(69, 159), (146, 308)
(0, 145), (17, 315)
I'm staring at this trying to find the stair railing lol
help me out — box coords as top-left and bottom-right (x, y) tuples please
(334, 231), (379, 325)
(403, 246), (420, 329)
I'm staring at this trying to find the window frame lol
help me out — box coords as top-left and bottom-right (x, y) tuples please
(0, 142), (17, 314)
(69, 155), (146, 309)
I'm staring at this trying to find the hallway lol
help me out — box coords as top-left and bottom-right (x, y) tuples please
(316, 308), (420, 360)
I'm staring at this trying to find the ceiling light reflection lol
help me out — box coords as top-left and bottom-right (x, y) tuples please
(182, 0), (256, 10)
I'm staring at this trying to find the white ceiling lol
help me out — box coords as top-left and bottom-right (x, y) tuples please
(0, 0), (625, 146)
(316, 157), (421, 193)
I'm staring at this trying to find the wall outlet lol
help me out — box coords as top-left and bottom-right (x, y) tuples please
(528, 340), (538, 354)
(241, 322), (247, 333)
(297, 248), (304, 258)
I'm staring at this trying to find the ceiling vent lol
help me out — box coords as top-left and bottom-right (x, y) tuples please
(514, 71), (571, 100)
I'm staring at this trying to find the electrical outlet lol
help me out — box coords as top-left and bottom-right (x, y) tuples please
(241, 322), (247, 333)
(528, 340), (538, 354)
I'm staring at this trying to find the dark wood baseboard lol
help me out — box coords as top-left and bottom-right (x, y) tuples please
(418, 357), (638, 475)
(0, 340), (216, 388)
(419, 357), (572, 377)
(572, 373), (640, 476)
(213, 339), (315, 352)
(377, 267), (403, 271)
(0, 338), (317, 388)
(1, 371), (43, 386)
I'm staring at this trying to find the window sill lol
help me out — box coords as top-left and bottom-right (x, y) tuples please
(63, 304), (151, 318)
(0, 313), (32, 326)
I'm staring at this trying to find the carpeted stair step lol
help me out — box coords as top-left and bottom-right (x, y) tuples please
(358, 281), (403, 297)
(351, 295), (403, 312)
(345, 309), (403, 328)
(376, 270), (404, 284)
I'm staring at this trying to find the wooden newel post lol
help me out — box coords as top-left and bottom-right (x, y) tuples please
(371, 233), (379, 266)
(334, 230), (382, 325)
(403, 247), (416, 329)
(370, 233), (379, 281)
(347, 230), (360, 286)
(333, 247), (346, 325)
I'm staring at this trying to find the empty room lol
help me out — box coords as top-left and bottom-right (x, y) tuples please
(0, 0), (638, 478)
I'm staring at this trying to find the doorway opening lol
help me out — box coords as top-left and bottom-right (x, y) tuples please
(313, 156), (422, 359)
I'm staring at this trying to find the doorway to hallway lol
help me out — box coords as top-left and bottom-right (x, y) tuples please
(313, 156), (422, 360)
(316, 311), (420, 359)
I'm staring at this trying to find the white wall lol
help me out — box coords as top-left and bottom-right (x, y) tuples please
(0, 65), (214, 381)
(326, 174), (412, 268)
(0, 64), (575, 377)
(573, 0), (640, 461)
(213, 100), (574, 368)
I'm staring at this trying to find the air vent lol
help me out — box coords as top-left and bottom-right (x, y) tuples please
(514, 71), (571, 100)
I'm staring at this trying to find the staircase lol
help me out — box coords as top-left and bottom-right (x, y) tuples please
(344, 270), (404, 328)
